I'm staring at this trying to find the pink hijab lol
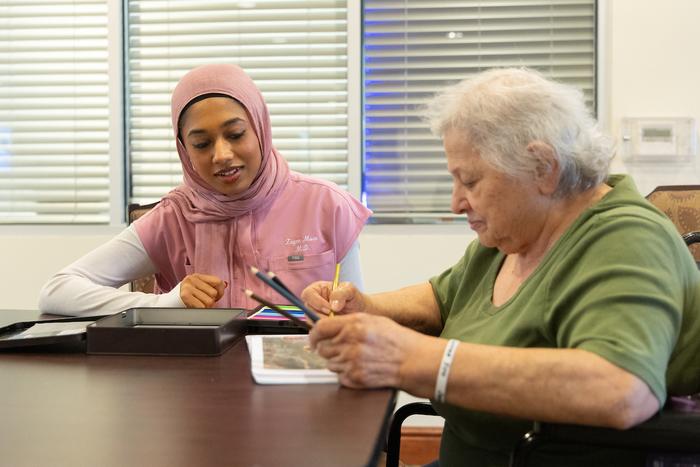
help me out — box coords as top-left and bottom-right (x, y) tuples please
(166, 63), (289, 220)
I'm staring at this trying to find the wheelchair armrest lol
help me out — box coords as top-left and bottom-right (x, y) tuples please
(682, 231), (700, 246)
(510, 408), (700, 467)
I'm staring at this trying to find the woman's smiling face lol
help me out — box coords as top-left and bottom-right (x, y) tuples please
(179, 96), (262, 196)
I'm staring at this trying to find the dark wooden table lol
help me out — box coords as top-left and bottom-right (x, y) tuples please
(0, 310), (396, 467)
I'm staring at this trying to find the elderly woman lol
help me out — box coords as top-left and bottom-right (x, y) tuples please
(302, 68), (700, 466)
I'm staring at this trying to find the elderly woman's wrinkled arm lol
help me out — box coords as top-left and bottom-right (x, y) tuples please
(414, 340), (659, 429)
(310, 314), (660, 430)
(302, 280), (442, 335)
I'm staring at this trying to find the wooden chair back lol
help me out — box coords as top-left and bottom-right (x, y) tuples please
(127, 202), (159, 293)
(646, 185), (700, 261)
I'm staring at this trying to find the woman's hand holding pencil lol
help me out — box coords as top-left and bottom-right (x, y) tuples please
(301, 280), (367, 317)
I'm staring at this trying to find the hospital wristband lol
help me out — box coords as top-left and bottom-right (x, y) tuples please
(434, 339), (460, 403)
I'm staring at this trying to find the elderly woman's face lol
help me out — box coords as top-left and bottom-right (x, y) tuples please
(444, 128), (542, 254)
(180, 96), (262, 196)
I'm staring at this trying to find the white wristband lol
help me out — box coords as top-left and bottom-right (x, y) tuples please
(434, 339), (459, 403)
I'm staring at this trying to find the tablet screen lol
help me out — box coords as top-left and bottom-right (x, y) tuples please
(247, 305), (306, 322)
(246, 305), (307, 334)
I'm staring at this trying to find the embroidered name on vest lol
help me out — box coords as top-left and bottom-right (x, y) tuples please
(284, 234), (319, 253)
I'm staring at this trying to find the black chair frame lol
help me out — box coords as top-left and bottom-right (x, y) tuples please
(510, 409), (700, 467)
(386, 402), (438, 467)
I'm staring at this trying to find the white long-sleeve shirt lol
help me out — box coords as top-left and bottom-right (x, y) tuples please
(38, 225), (363, 316)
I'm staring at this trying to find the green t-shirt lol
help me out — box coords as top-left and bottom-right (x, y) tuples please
(429, 175), (700, 467)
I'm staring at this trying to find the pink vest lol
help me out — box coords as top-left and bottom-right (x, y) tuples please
(134, 171), (371, 309)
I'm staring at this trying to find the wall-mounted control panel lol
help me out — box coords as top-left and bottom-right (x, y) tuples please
(620, 117), (697, 162)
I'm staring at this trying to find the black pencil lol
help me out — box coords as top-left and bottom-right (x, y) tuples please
(267, 271), (287, 292)
(266, 269), (322, 322)
(244, 289), (312, 331)
(249, 266), (320, 322)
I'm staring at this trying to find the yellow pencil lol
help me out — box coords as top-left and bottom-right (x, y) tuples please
(330, 263), (340, 317)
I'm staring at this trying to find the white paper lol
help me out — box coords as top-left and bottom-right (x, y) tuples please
(245, 334), (338, 385)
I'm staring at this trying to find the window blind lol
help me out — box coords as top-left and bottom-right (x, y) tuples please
(128, 0), (350, 205)
(363, 0), (597, 220)
(0, 0), (111, 223)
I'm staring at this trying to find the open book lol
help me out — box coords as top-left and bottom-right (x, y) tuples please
(245, 334), (338, 384)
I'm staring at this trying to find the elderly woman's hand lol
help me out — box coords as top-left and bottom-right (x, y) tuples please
(180, 273), (227, 308)
(309, 313), (422, 389)
(301, 280), (368, 316)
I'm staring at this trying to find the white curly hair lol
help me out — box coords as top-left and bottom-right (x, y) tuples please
(426, 67), (613, 197)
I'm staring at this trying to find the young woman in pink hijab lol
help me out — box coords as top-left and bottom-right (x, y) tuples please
(39, 64), (371, 314)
